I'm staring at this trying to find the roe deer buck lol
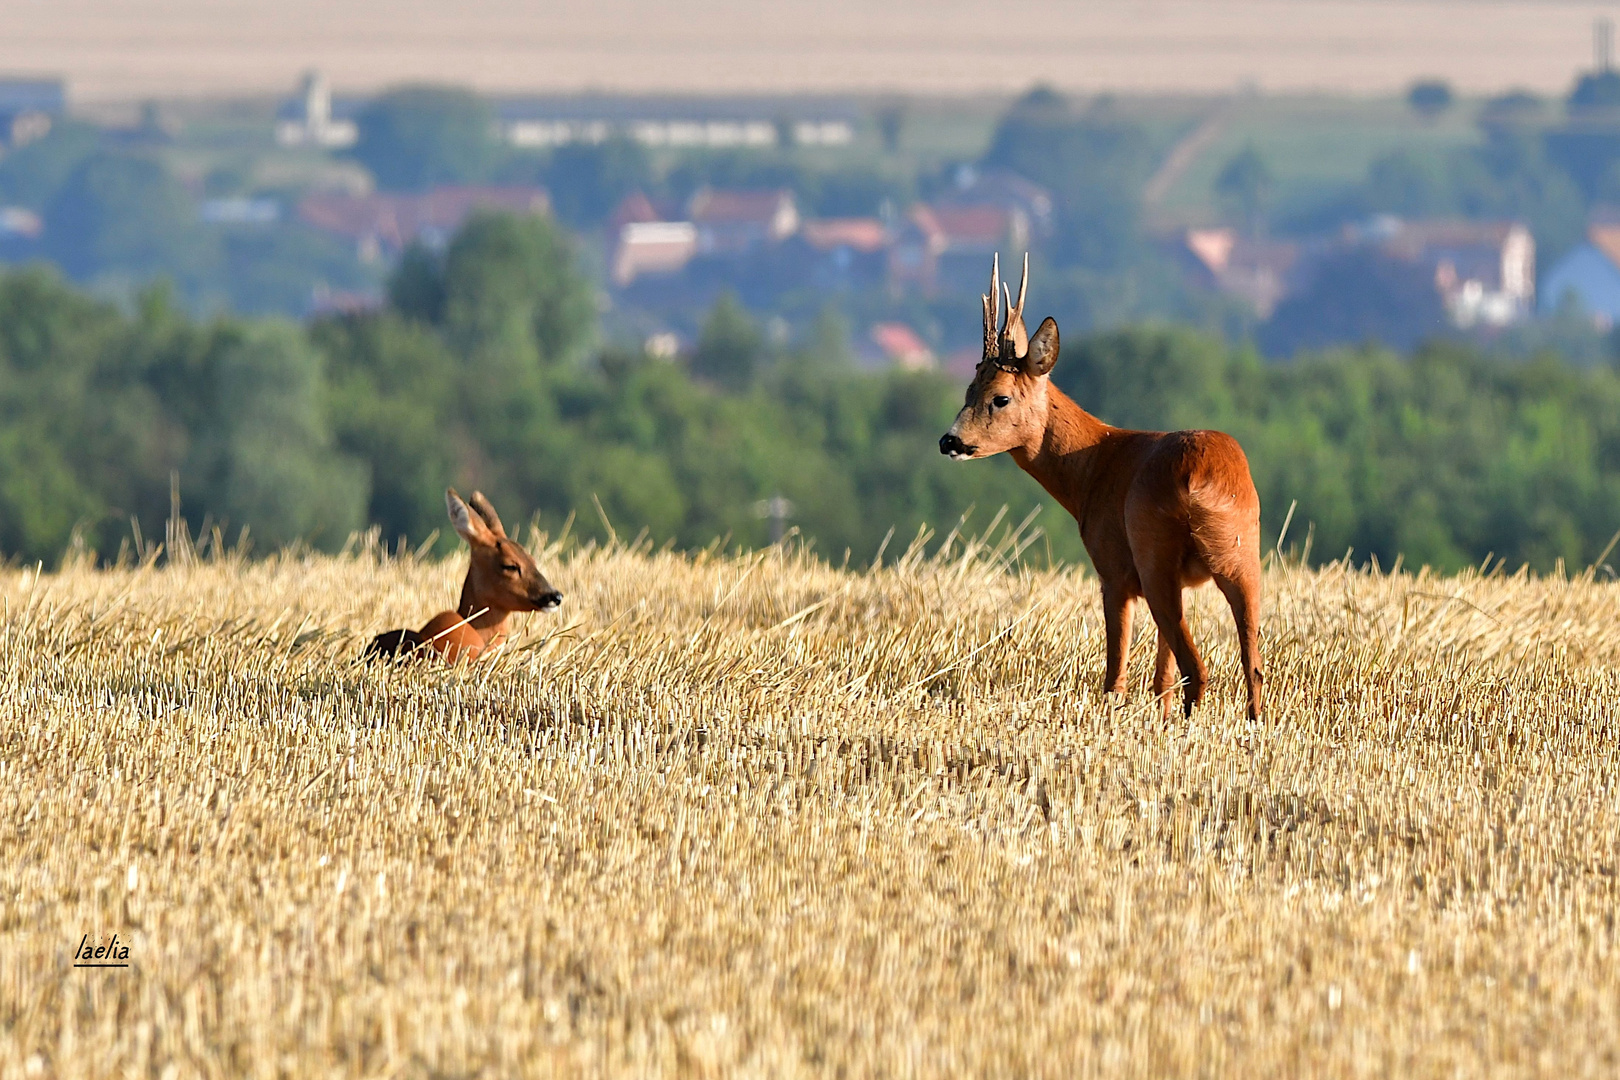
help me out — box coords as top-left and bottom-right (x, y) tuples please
(365, 489), (562, 663)
(938, 255), (1264, 720)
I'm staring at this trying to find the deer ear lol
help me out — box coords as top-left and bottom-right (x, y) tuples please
(1023, 317), (1059, 377)
(446, 488), (495, 547)
(467, 491), (507, 539)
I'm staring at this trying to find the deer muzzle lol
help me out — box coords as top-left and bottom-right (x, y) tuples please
(939, 432), (977, 460)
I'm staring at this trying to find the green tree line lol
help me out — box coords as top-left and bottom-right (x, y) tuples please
(2, 209), (1619, 574)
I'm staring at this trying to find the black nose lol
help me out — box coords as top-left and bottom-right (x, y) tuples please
(939, 433), (969, 457)
(536, 590), (562, 611)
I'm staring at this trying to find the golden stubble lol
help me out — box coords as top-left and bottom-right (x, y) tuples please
(2, 526), (1618, 1078)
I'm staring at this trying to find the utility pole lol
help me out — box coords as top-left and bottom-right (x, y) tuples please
(1598, 16), (1614, 73)
(753, 494), (795, 544)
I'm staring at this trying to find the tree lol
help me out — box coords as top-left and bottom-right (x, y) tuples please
(1261, 248), (1449, 357)
(983, 87), (1156, 271)
(689, 294), (765, 388)
(1480, 90), (1543, 130)
(1407, 79), (1455, 120)
(43, 153), (216, 289)
(1568, 70), (1620, 113)
(876, 102), (906, 153)
(800, 306), (854, 368)
(314, 312), (460, 543)
(387, 241), (447, 324)
(1052, 326), (1246, 433)
(187, 323), (368, 550)
(1360, 149), (1452, 217)
(542, 137), (653, 228)
(0, 119), (101, 209)
(352, 86), (500, 191)
(220, 225), (374, 317)
(1214, 144), (1274, 233)
(438, 210), (596, 367)
(0, 269), (182, 560)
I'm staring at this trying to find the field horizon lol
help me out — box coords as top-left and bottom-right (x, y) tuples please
(3, 531), (1619, 1075)
(8, 0), (1618, 103)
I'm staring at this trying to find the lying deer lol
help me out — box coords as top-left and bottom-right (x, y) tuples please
(365, 489), (563, 663)
(939, 255), (1264, 720)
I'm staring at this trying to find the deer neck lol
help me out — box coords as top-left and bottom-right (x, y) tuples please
(457, 580), (513, 640)
(1009, 383), (1113, 514)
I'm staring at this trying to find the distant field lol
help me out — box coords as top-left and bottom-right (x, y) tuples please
(4, 534), (1619, 1074)
(1153, 94), (1487, 225)
(7, 0), (1618, 102)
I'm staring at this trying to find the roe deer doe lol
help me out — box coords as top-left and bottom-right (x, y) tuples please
(938, 255), (1264, 719)
(365, 489), (562, 663)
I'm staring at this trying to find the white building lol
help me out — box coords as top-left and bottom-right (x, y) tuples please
(276, 71), (358, 149)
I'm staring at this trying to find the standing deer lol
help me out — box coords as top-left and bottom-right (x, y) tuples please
(365, 489), (562, 663)
(938, 255), (1264, 719)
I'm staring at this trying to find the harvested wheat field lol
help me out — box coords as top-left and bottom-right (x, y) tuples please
(3, 524), (1619, 1077)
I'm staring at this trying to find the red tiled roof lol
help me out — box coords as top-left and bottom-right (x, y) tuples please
(1591, 226), (1620, 271)
(1385, 220), (1520, 249)
(298, 186), (550, 246)
(801, 218), (890, 252)
(910, 204), (1011, 247)
(1185, 228), (1237, 274)
(609, 191), (662, 233)
(869, 322), (935, 369)
(688, 188), (794, 224)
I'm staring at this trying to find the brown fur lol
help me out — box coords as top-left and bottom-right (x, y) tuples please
(365, 489), (562, 663)
(940, 256), (1263, 719)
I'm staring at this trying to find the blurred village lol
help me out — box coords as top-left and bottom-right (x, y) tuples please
(11, 20), (1620, 376)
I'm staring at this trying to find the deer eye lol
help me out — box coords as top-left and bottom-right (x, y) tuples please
(991, 395), (1011, 409)
(501, 563), (521, 574)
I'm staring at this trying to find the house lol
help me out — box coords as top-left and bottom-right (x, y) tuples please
(890, 203), (1029, 294)
(937, 167), (1055, 240)
(1363, 218), (1535, 328)
(687, 188), (799, 253)
(0, 207), (43, 241)
(0, 77), (64, 148)
(608, 191), (667, 236)
(498, 95), (857, 149)
(795, 217), (891, 289)
(1181, 217), (1536, 329)
(310, 284), (383, 316)
(864, 323), (936, 371)
(1181, 228), (1300, 318)
(612, 221), (699, 286)
(276, 71), (358, 149)
(201, 197), (282, 225)
(298, 186), (550, 260)
(800, 218), (889, 256)
(1540, 225), (1620, 325)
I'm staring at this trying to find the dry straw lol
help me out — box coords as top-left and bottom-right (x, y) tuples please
(2, 517), (1618, 1077)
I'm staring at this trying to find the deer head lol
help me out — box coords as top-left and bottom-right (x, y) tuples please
(446, 488), (563, 616)
(939, 253), (1060, 461)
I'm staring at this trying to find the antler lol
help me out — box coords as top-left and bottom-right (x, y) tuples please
(981, 253), (1001, 359)
(1001, 252), (1030, 360)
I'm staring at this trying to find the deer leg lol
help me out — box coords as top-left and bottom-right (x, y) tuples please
(1101, 582), (1134, 697)
(1214, 570), (1264, 721)
(1141, 575), (1206, 718)
(1151, 633), (1177, 720)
